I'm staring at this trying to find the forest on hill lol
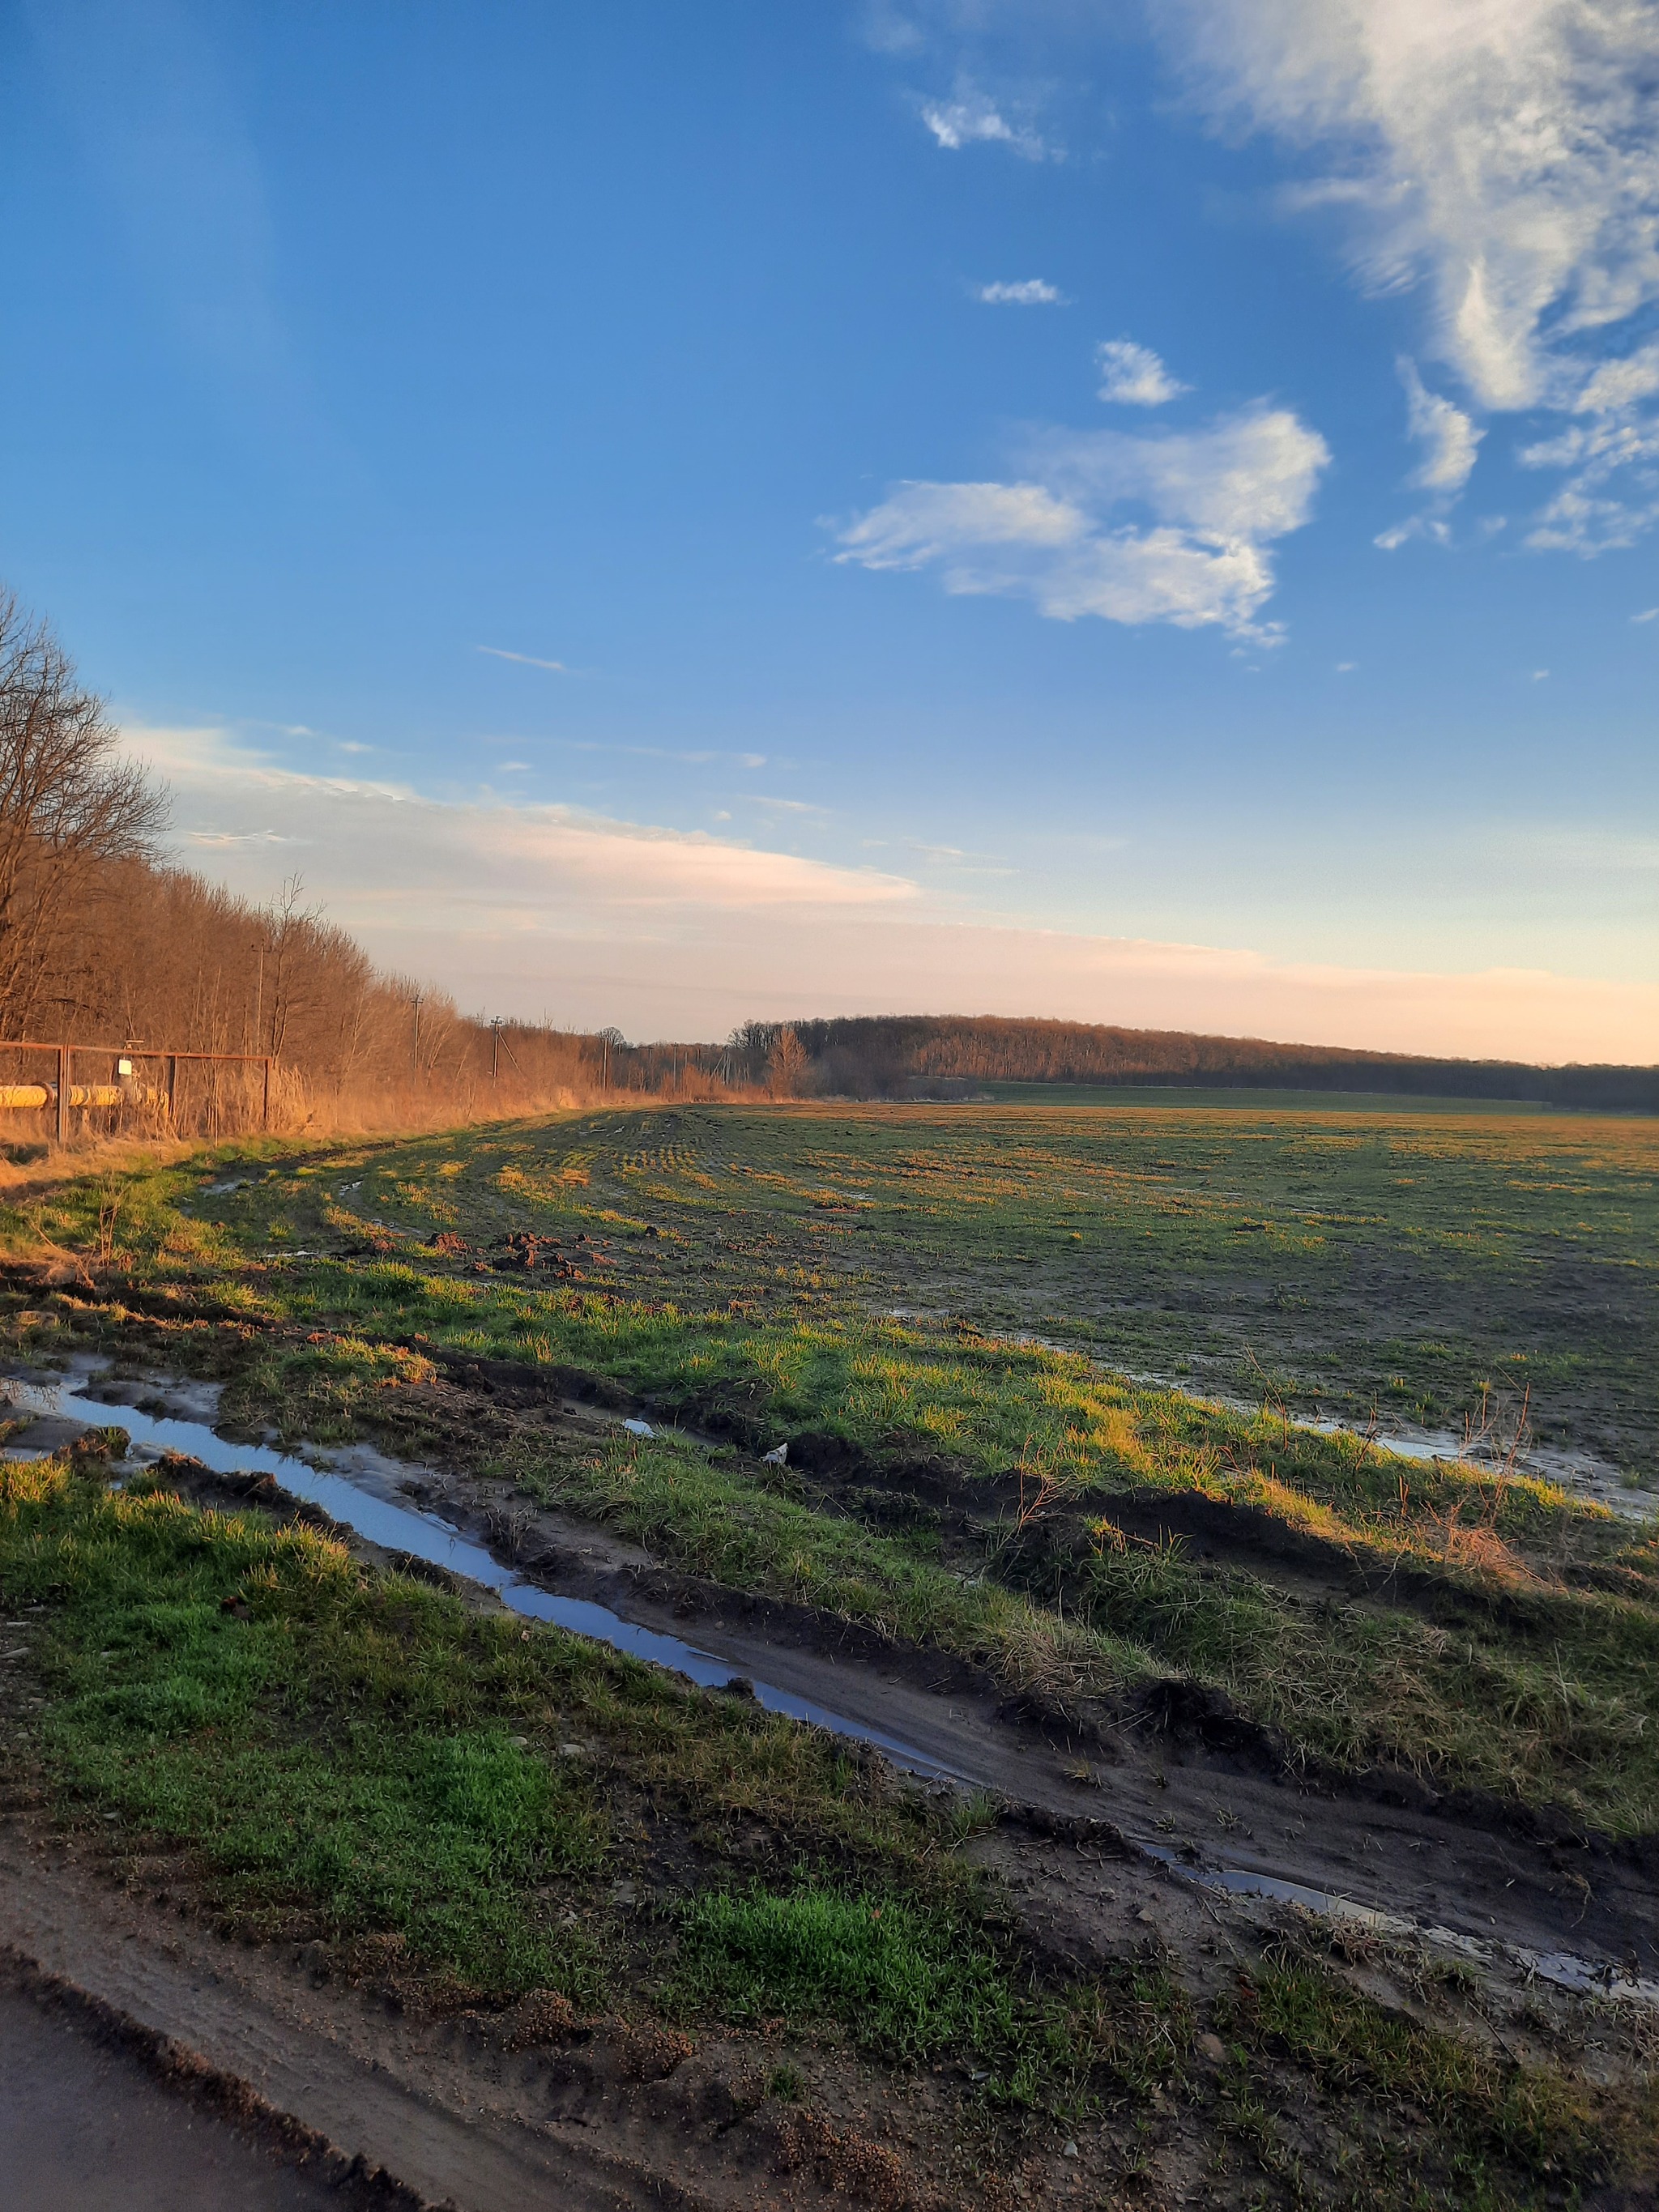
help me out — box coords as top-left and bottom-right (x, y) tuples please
(760, 1015), (1658, 1111)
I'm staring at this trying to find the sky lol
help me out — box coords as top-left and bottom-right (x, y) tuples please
(1, 0), (1656, 1059)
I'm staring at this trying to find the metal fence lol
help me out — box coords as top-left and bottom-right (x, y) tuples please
(0, 1042), (276, 1141)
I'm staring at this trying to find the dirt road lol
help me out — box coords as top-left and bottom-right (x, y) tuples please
(0, 1980), (345, 2211)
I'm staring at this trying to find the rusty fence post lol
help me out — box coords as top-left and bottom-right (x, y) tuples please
(262, 1057), (271, 1132)
(56, 1046), (69, 1146)
(166, 1055), (178, 1125)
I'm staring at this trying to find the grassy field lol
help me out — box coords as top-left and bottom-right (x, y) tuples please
(2, 1097), (1657, 2203)
(107, 1090), (1657, 1480)
(236, 1095), (1651, 1470)
(4, 1096), (1654, 1831)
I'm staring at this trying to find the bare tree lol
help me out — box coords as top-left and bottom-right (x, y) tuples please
(0, 590), (168, 1034)
(767, 1025), (808, 1099)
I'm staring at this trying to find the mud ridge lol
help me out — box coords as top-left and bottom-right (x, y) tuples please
(154, 1445), (1659, 1885)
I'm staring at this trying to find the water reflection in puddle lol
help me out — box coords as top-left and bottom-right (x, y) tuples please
(1145, 1845), (1659, 2006)
(0, 1371), (963, 1784)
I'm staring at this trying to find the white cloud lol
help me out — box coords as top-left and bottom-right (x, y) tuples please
(1169, 0), (1659, 409)
(1572, 338), (1659, 416)
(1400, 357), (1482, 494)
(975, 278), (1067, 305)
(1521, 477), (1659, 553)
(1374, 515), (1451, 550)
(1373, 407), (1468, 547)
(477, 645), (569, 672)
(835, 405), (1330, 640)
(1516, 400), (1659, 549)
(1164, 0), (1659, 549)
(1096, 339), (1188, 407)
(919, 86), (1052, 159)
(123, 724), (915, 918)
(1635, 606), (1659, 622)
(835, 479), (1086, 570)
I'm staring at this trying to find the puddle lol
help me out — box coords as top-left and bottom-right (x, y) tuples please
(1144, 1846), (1659, 2006)
(1094, 1364), (1654, 1525)
(0, 1369), (964, 1785)
(3, 1361), (1654, 2009)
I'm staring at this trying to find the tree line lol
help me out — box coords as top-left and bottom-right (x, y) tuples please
(0, 590), (770, 1135)
(728, 1016), (1657, 1111)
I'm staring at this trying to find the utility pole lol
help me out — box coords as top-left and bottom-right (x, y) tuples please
(491, 1017), (503, 1081)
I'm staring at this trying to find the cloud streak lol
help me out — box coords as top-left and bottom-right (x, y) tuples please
(477, 646), (569, 671)
(115, 722), (1656, 1060)
(1375, 356), (1484, 547)
(125, 725), (913, 918)
(919, 85), (1053, 159)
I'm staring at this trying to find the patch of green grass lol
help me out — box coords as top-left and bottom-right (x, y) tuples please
(30, 1097), (1659, 1475)
(1226, 1942), (1614, 2201)
(672, 1884), (1021, 2065)
(513, 1426), (1659, 1829)
(669, 1878), (1194, 2113)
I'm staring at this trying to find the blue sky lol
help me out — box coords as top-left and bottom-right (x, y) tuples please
(2, 0), (1656, 1055)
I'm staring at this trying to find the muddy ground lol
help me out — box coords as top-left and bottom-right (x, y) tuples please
(3, 1334), (1658, 2207)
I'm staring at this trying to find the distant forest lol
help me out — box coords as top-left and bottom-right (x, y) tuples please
(2, 589), (1649, 1134)
(740, 1016), (1658, 1113)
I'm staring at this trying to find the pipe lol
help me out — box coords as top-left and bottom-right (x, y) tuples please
(0, 1084), (152, 1111)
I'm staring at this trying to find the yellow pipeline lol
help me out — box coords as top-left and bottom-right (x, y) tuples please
(0, 1085), (152, 1110)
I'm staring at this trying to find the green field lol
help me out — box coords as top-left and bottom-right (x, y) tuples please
(239, 1097), (1655, 1474)
(5, 1098), (1658, 2205)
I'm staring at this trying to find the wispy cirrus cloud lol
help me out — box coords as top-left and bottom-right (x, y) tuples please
(120, 724), (1654, 1060)
(1401, 358), (1482, 495)
(974, 278), (1067, 305)
(1375, 356), (1484, 548)
(1161, 0), (1659, 552)
(122, 723), (913, 918)
(1096, 339), (1188, 407)
(834, 400), (1329, 643)
(919, 84), (1054, 160)
(476, 645), (569, 671)
(1517, 342), (1659, 549)
(739, 793), (828, 815)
